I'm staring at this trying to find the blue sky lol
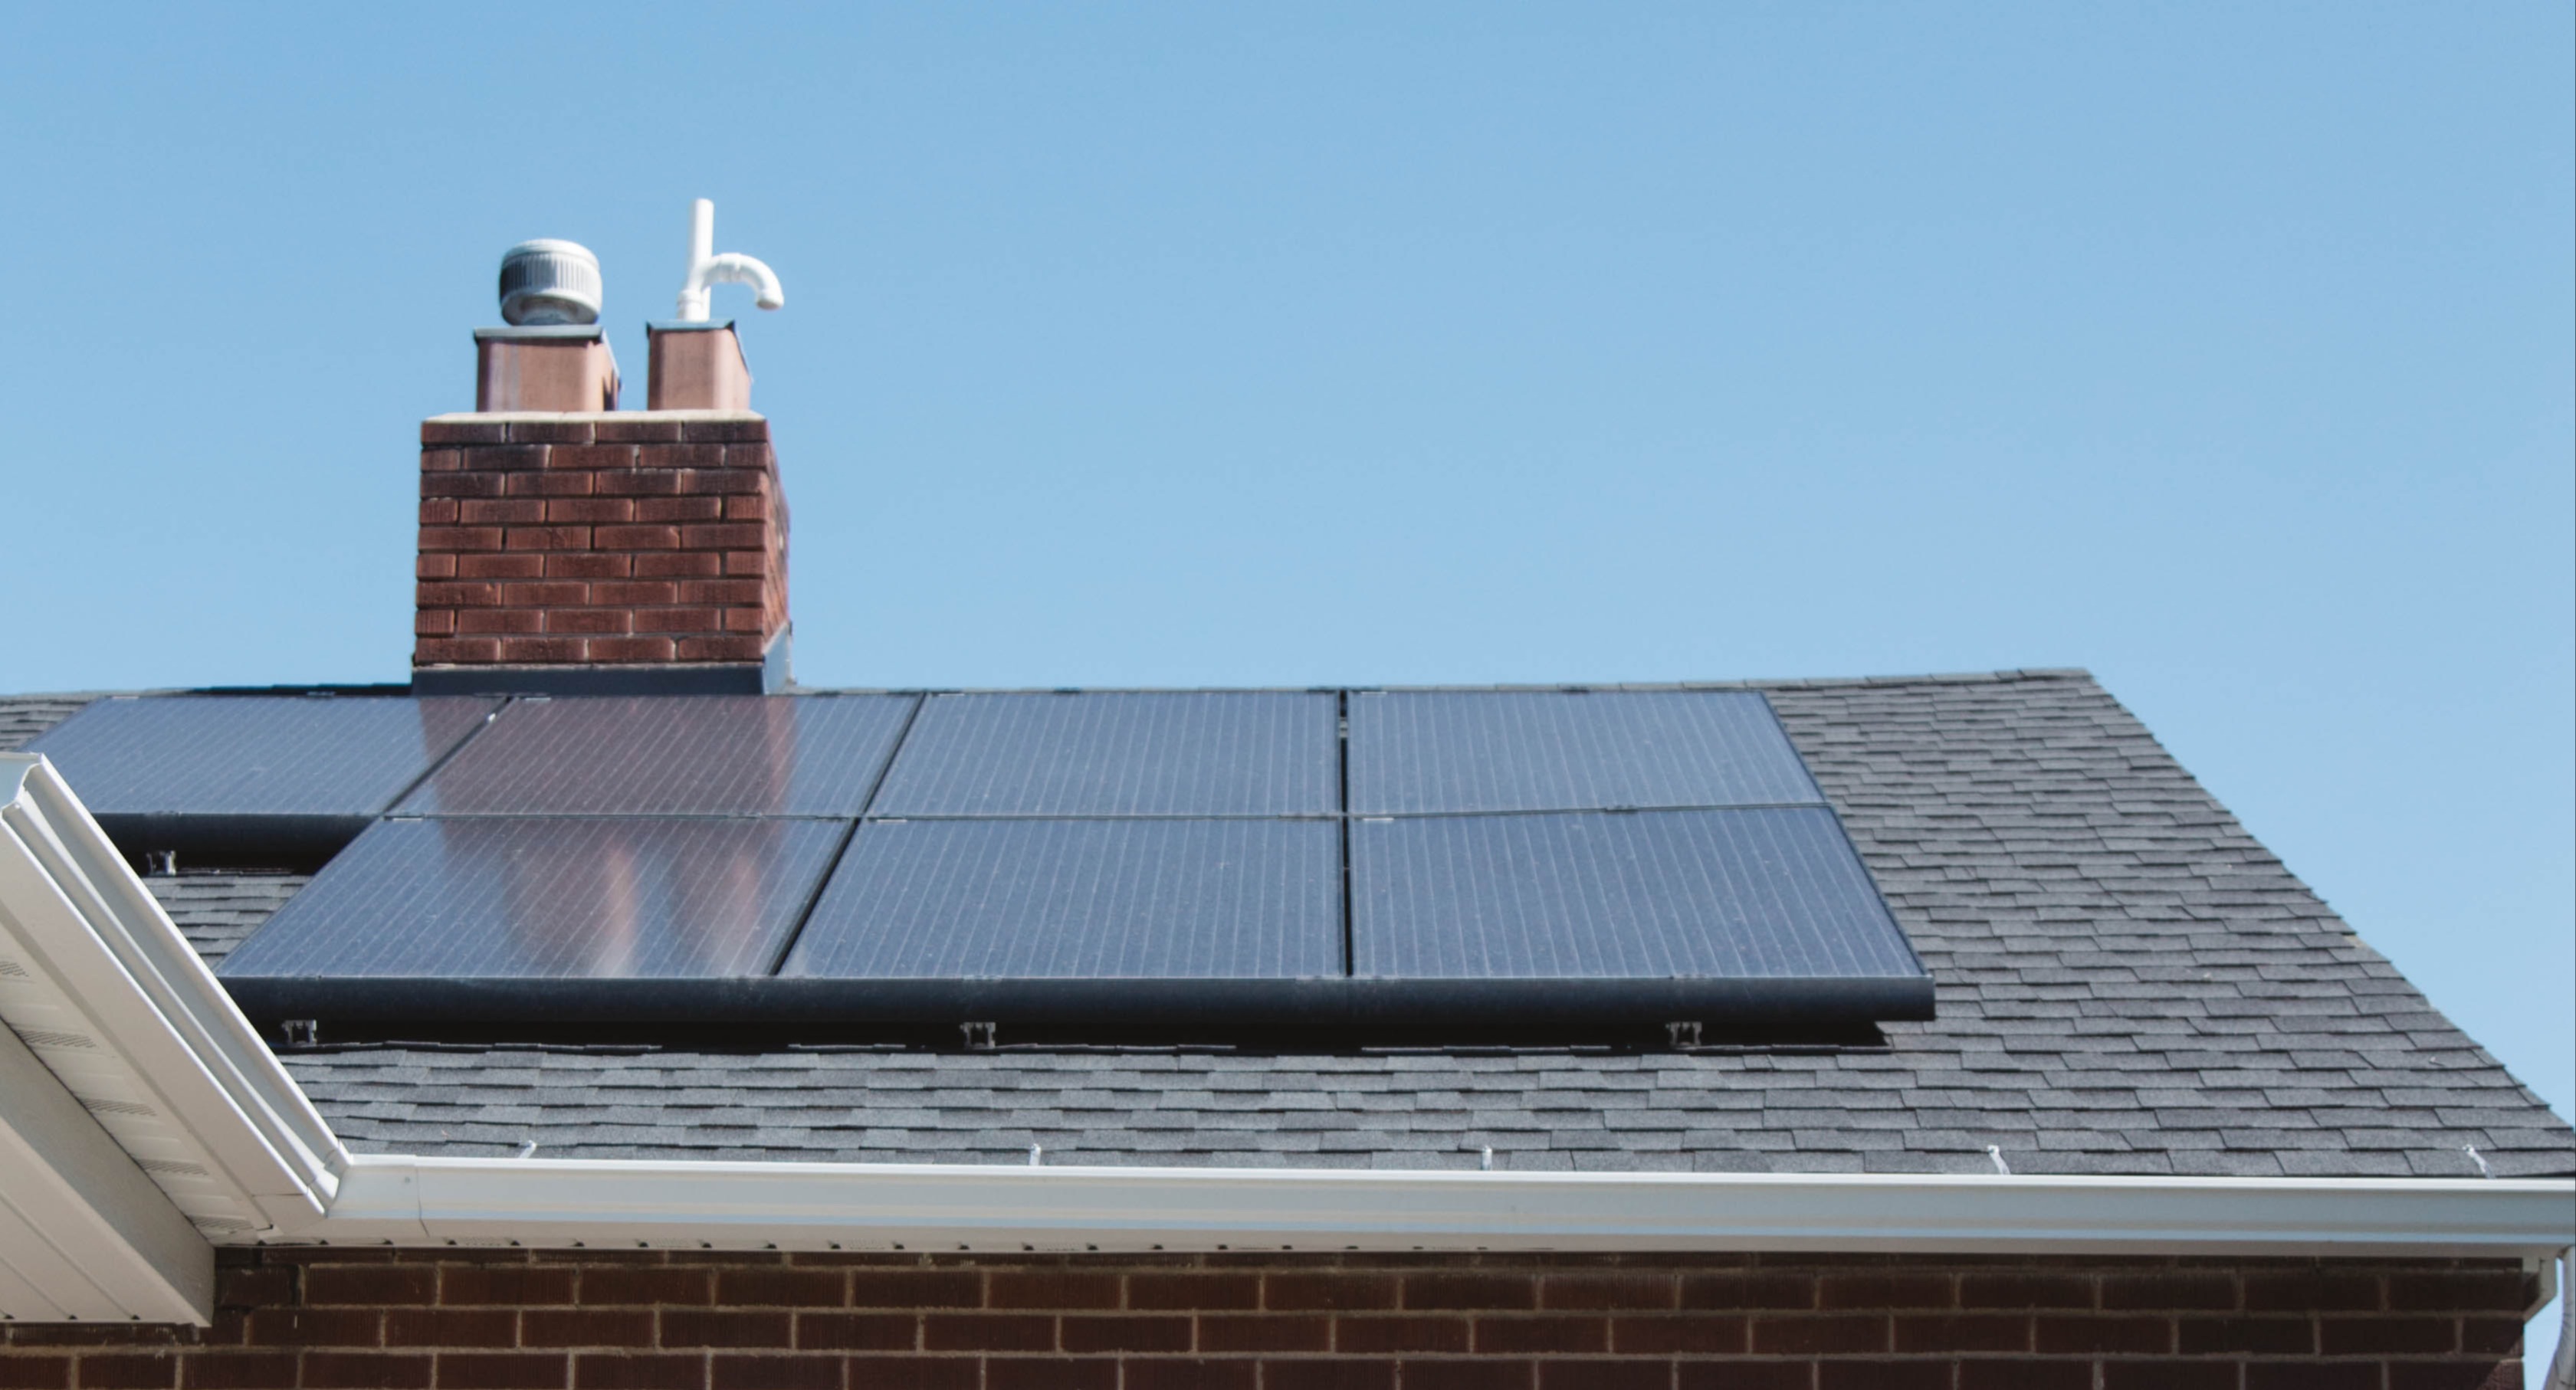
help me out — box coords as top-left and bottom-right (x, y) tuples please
(3, 4), (2569, 1359)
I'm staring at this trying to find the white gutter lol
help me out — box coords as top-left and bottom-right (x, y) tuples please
(310, 1153), (2574, 1260)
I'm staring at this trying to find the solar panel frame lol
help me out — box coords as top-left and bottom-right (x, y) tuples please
(1346, 689), (1825, 815)
(21, 694), (500, 855)
(867, 690), (1341, 818)
(397, 693), (918, 818)
(218, 816), (850, 1018)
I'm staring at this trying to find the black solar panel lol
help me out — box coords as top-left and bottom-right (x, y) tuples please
(1347, 690), (1823, 815)
(22, 695), (498, 854)
(399, 694), (915, 817)
(218, 817), (845, 982)
(1351, 808), (1921, 982)
(868, 691), (1338, 818)
(785, 818), (1341, 979)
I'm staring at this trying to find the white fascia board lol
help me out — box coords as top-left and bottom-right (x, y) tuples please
(314, 1154), (2576, 1261)
(0, 756), (344, 1236)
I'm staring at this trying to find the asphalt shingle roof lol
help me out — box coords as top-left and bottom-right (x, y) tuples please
(6, 672), (2569, 1179)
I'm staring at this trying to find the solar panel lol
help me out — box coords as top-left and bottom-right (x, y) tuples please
(398, 694), (916, 817)
(21, 695), (499, 853)
(1351, 808), (1921, 984)
(218, 817), (845, 986)
(868, 691), (1338, 818)
(785, 818), (1341, 979)
(1346, 690), (1823, 815)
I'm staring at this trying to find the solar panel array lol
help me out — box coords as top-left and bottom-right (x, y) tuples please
(78, 687), (1935, 1031)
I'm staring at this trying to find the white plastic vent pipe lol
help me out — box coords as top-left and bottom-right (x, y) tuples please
(673, 198), (784, 322)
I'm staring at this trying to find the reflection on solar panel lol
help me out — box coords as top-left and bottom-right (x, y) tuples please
(1346, 690), (1822, 815)
(218, 817), (844, 983)
(1351, 808), (1920, 982)
(786, 818), (1341, 979)
(22, 695), (498, 853)
(868, 691), (1338, 818)
(399, 694), (916, 816)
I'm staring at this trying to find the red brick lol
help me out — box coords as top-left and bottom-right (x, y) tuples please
(417, 638), (502, 663)
(578, 1269), (711, 1306)
(1198, 1315), (1330, 1352)
(459, 553), (548, 579)
(384, 1307), (518, 1346)
(633, 552), (724, 579)
(709, 1355), (838, 1390)
(456, 609), (545, 635)
(638, 444), (724, 470)
(595, 418), (687, 444)
(2320, 1316), (2458, 1355)
(681, 523), (765, 550)
(1261, 1362), (1396, 1390)
(1750, 1313), (1889, 1355)
(1894, 1313), (2030, 1352)
(720, 608), (770, 634)
(2244, 1366), (2379, 1390)
(431, 1352), (570, 1387)
(504, 525), (592, 552)
(1123, 1361), (1255, 1390)
(307, 1264), (438, 1305)
(421, 498), (461, 524)
(723, 495), (770, 521)
(713, 1270), (843, 1308)
(461, 499), (547, 525)
(67, 1353), (176, 1388)
(1538, 1275), (1674, 1311)
(678, 469), (767, 496)
(1126, 1273), (1258, 1310)
(546, 497), (635, 524)
(1820, 1362), (1950, 1390)
(684, 418), (769, 443)
(586, 637), (678, 662)
(674, 579), (763, 605)
(2389, 1271), (2528, 1312)
(636, 497), (726, 523)
(547, 444), (636, 471)
(1822, 1272), (1955, 1309)
(421, 526), (506, 552)
(920, 1314), (1053, 1352)
(592, 470), (687, 497)
(592, 581), (678, 606)
(1334, 1315), (1469, 1354)
(499, 637), (587, 662)
(0, 1356), (71, 1388)
(1403, 1275), (1537, 1313)
(463, 444), (552, 470)
(416, 609), (457, 635)
(1537, 1363), (1667, 1390)
(986, 1272), (1120, 1310)
(2246, 1270), (2380, 1313)
(418, 552), (460, 580)
(425, 420), (507, 445)
(2386, 1363), (2522, 1390)
(509, 420), (593, 444)
(441, 1267), (576, 1307)
(507, 470), (598, 497)
(2033, 1313), (2171, 1355)
(835, 1361), (975, 1390)
(719, 444), (775, 468)
(2177, 1315), (2313, 1355)
(516, 1311), (654, 1349)
(792, 1313), (914, 1352)
(1058, 1314), (1190, 1352)
(1608, 1313), (1747, 1354)
(543, 609), (630, 635)
(658, 1311), (791, 1349)
(569, 1353), (704, 1389)
(494, 581), (585, 606)
(1958, 1361), (2094, 1390)
(721, 550), (772, 577)
(302, 1352), (433, 1388)
(983, 1363), (1111, 1390)
(596, 525), (682, 550)
(1472, 1315), (1606, 1354)
(675, 635), (764, 661)
(2102, 1272), (2236, 1311)
(213, 1267), (297, 1311)
(1393, 1360), (1534, 1390)
(634, 607), (724, 634)
(1960, 1273), (2094, 1310)
(1676, 1368), (1824, 1390)
(1267, 1274), (1398, 1312)
(179, 1352), (299, 1388)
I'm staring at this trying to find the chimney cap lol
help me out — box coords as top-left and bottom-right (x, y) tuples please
(498, 239), (603, 326)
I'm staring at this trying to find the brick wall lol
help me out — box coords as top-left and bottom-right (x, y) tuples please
(413, 415), (788, 669)
(0, 1251), (2538, 1388)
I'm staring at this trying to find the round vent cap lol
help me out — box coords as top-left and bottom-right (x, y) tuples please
(498, 240), (602, 326)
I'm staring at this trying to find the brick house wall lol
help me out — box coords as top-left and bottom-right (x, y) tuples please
(413, 415), (789, 669)
(0, 1251), (2538, 1389)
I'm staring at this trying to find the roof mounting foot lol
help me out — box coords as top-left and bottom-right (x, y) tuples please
(281, 1019), (319, 1047)
(961, 1021), (998, 1050)
(1665, 1021), (1702, 1048)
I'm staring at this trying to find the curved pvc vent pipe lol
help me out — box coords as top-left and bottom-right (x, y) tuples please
(674, 198), (784, 322)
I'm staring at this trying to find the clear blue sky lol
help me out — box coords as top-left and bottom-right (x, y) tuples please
(4, 5), (2569, 1359)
